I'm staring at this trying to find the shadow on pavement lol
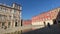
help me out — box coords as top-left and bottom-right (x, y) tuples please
(22, 24), (60, 34)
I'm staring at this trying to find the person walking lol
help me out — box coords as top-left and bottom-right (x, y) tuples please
(47, 23), (50, 28)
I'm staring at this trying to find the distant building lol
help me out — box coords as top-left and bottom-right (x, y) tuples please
(0, 3), (22, 29)
(32, 8), (60, 29)
(22, 20), (31, 26)
(22, 20), (32, 32)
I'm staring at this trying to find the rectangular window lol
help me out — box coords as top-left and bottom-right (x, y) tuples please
(2, 22), (5, 26)
(13, 16), (15, 18)
(3, 8), (6, 12)
(9, 16), (11, 19)
(8, 22), (10, 28)
(14, 10), (17, 13)
(10, 9), (12, 13)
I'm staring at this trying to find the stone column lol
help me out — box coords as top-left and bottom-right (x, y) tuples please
(4, 21), (8, 29)
(0, 22), (2, 28)
(10, 20), (13, 28)
(14, 21), (15, 27)
(12, 20), (15, 27)
(17, 19), (21, 27)
(19, 19), (21, 27)
(18, 20), (20, 27)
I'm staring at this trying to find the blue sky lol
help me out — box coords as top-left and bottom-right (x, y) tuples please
(0, 0), (60, 20)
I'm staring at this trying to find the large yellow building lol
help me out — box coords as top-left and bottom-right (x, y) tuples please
(0, 3), (21, 29)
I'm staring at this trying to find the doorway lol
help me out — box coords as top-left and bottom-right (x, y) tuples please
(58, 21), (60, 23)
(15, 22), (17, 27)
(8, 22), (10, 28)
(53, 20), (57, 24)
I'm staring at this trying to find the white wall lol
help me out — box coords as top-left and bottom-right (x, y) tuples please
(32, 20), (53, 26)
(45, 20), (53, 25)
(32, 21), (44, 26)
(32, 20), (53, 29)
(32, 21), (44, 30)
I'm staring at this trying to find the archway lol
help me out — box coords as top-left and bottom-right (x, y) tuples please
(53, 20), (57, 24)
(44, 22), (46, 27)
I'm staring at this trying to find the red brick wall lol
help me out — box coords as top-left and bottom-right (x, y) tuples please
(22, 20), (31, 26)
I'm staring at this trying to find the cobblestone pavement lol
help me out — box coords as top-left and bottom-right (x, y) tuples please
(0, 26), (21, 34)
(1, 24), (60, 34)
(0, 25), (44, 34)
(23, 24), (60, 34)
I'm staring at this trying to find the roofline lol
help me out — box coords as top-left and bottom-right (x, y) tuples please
(13, 2), (21, 6)
(32, 7), (60, 18)
(0, 3), (21, 11)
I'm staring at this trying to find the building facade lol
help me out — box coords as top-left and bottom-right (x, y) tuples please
(22, 20), (32, 32)
(22, 20), (31, 26)
(32, 8), (60, 29)
(0, 3), (21, 29)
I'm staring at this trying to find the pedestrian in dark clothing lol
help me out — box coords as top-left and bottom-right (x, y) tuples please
(47, 23), (50, 28)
